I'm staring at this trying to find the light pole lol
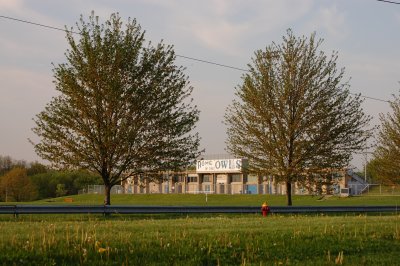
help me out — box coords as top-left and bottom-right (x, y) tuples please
(364, 152), (367, 182)
(363, 151), (374, 183)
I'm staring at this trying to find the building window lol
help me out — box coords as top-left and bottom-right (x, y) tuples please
(203, 174), (212, 182)
(217, 174), (227, 184)
(231, 174), (242, 182)
(247, 174), (258, 183)
(174, 175), (185, 183)
(187, 175), (198, 183)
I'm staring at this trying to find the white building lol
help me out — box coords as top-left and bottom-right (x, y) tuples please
(122, 157), (366, 196)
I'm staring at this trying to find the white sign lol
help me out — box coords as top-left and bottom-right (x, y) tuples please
(196, 159), (246, 173)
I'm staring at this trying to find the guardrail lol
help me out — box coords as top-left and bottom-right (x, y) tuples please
(0, 205), (398, 216)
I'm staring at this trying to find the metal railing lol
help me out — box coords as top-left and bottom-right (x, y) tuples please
(0, 205), (398, 216)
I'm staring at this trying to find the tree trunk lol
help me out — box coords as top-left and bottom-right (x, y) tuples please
(104, 184), (111, 206)
(286, 181), (292, 206)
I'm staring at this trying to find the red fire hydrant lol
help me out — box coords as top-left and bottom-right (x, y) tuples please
(261, 202), (270, 217)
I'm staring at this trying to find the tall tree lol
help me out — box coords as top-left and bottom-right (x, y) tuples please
(366, 158), (399, 185)
(371, 94), (400, 185)
(31, 13), (201, 205)
(225, 30), (372, 205)
(0, 168), (38, 202)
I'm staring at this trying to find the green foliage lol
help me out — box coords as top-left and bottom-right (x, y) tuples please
(0, 215), (399, 265)
(31, 12), (200, 205)
(225, 30), (372, 205)
(30, 173), (53, 199)
(0, 168), (37, 202)
(371, 94), (400, 185)
(27, 161), (48, 176)
(30, 170), (102, 199)
(55, 184), (67, 197)
(72, 170), (104, 190)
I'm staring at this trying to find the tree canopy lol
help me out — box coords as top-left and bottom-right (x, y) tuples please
(0, 168), (37, 202)
(0, 155), (27, 176)
(225, 30), (372, 205)
(32, 13), (201, 204)
(370, 94), (400, 185)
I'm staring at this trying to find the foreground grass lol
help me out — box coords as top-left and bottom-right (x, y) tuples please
(0, 214), (399, 265)
(28, 193), (400, 206)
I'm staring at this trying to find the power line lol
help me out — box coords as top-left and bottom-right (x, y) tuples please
(352, 94), (390, 103)
(0, 14), (392, 103)
(0, 15), (79, 34)
(376, 0), (400, 5)
(176, 55), (248, 72)
(0, 15), (246, 71)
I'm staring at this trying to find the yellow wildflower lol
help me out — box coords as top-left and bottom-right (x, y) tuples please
(98, 247), (107, 253)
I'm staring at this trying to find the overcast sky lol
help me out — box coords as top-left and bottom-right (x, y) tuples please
(1, 0), (400, 169)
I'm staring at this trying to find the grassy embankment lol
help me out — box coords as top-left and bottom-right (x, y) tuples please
(28, 193), (400, 206)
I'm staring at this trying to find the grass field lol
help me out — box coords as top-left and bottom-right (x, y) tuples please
(0, 213), (399, 265)
(28, 193), (400, 206)
(1, 194), (400, 265)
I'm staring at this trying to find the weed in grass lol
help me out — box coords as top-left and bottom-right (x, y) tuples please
(335, 251), (344, 265)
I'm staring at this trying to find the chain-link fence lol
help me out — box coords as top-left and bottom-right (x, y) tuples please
(77, 183), (400, 196)
(170, 183), (286, 195)
(78, 185), (125, 195)
(78, 184), (290, 195)
(361, 184), (400, 195)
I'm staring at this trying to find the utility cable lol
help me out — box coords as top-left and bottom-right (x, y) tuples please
(0, 15), (79, 34)
(0, 14), (392, 103)
(376, 0), (400, 5)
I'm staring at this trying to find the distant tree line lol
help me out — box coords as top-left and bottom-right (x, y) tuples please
(0, 155), (102, 202)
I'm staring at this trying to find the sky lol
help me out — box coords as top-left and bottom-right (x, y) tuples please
(1, 0), (400, 170)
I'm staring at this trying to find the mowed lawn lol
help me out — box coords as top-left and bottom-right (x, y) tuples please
(0, 213), (399, 265)
(28, 193), (400, 206)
